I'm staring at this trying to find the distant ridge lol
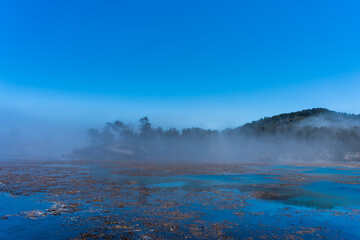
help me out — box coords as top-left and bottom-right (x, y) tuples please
(73, 108), (360, 162)
(238, 108), (360, 134)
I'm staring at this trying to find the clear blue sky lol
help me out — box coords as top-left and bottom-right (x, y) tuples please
(1, 0), (360, 129)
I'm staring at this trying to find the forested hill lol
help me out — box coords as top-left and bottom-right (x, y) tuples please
(72, 108), (360, 162)
(240, 108), (331, 133)
(237, 108), (360, 135)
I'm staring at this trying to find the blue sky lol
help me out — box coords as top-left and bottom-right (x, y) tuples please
(1, 0), (360, 129)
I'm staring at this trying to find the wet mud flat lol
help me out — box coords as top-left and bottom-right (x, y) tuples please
(0, 161), (360, 239)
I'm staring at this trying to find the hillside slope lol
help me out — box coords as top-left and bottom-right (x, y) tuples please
(238, 108), (360, 134)
(73, 108), (360, 162)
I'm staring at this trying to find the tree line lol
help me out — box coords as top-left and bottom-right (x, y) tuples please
(72, 109), (360, 162)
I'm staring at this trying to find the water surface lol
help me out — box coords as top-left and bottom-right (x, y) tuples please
(0, 161), (359, 239)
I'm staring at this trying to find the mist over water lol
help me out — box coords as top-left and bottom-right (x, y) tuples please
(0, 109), (87, 160)
(2, 1), (360, 239)
(1, 92), (360, 164)
(67, 109), (360, 163)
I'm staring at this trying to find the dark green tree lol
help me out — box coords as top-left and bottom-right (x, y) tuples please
(139, 117), (152, 137)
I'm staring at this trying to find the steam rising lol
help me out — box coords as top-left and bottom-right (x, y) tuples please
(71, 109), (360, 163)
(0, 109), (87, 160)
(1, 106), (359, 162)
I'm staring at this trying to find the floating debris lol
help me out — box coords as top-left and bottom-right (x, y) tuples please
(0, 161), (360, 239)
(22, 210), (47, 220)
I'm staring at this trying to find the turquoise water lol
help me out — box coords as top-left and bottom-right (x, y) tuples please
(0, 162), (360, 239)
